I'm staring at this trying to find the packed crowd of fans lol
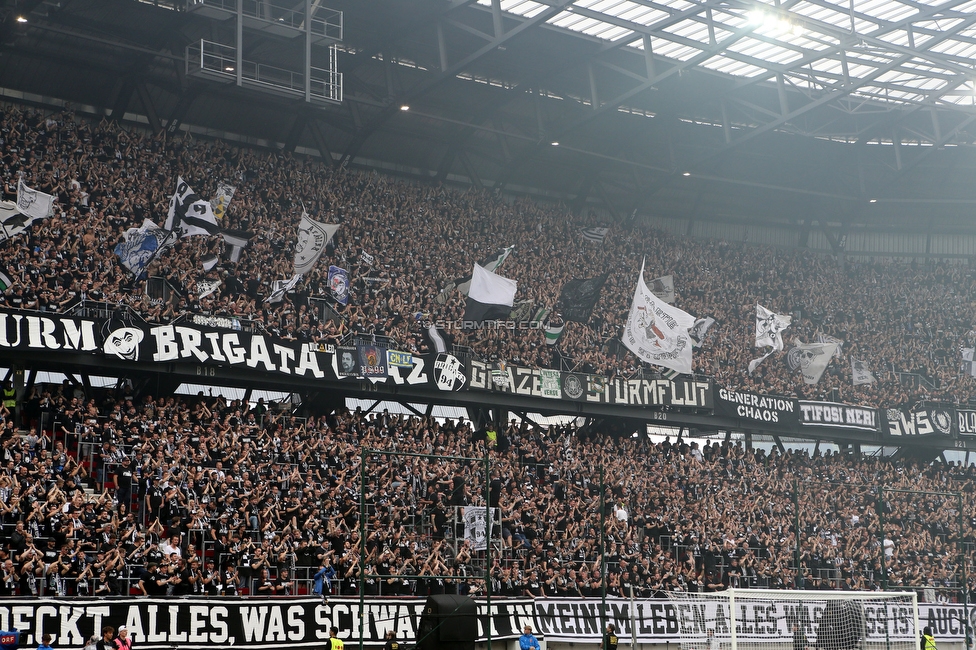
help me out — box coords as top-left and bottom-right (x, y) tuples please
(2, 103), (976, 409)
(0, 383), (974, 599)
(2, 101), (976, 601)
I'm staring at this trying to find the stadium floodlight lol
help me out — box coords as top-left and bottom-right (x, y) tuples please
(400, 104), (410, 111)
(16, 16), (27, 23)
(668, 589), (918, 650)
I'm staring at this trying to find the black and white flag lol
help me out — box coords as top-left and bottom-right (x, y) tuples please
(0, 201), (33, 243)
(557, 274), (608, 323)
(963, 348), (976, 378)
(786, 341), (838, 385)
(580, 226), (609, 244)
(649, 274), (675, 304)
(165, 177), (220, 237)
(689, 317), (716, 348)
(294, 211), (339, 275)
(438, 246), (515, 303)
(265, 274), (302, 304)
(196, 279), (221, 299)
(424, 323), (452, 354)
(16, 178), (55, 222)
(851, 358), (876, 385)
(622, 261), (696, 375)
(361, 250), (375, 266)
(748, 304), (791, 374)
(463, 263), (517, 326)
(221, 228), (252, 263)
(200, 254), (219, 271)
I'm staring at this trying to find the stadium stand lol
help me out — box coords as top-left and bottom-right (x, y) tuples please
(1, 102), (976, 601)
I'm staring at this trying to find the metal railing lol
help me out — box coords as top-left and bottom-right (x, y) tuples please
(186, 40), (341, 103)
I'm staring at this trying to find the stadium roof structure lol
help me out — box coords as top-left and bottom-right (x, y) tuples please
(3, 0), (976, 236)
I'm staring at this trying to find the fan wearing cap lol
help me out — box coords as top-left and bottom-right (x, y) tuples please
(114, 626), (132, 650)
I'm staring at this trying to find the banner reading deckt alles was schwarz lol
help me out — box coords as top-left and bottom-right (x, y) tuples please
(0, 597), (532, 649)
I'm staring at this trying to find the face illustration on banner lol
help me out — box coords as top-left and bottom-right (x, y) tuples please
(340, 350), (356, 373)
(103, 327), (144, 361)
(797, 347), (823, 372)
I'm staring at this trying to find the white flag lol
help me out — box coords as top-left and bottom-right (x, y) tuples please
(210, 182), (236, 220)
(851, 358), (876, 385)
(294, 211), (339, 275)
(16, 179), (55, 222)
(649, 275), (675, 304)
(197, 279), (221, 299)
(816, 331), (845, 358)
(622, 262), (696, 375)
(165, 177), (220, 237)
(787, 341), (838, 385)
(749, 304), (791, 374)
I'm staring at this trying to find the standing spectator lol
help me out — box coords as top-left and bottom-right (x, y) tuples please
(114, 627), (132, 650)
(94, 627), (114, 650)
(519, 625), (541, 650)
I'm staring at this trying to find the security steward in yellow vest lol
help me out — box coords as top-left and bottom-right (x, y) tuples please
(604, 623), (618, 650)
(921, 627), (936, 650)
(328, 626), (343, 650)
(2, 383), (15, 414)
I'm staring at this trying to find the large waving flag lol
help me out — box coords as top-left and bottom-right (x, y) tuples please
(16, 179), (55, 222)
(165, 177), (219, 237)
(294, 210), (339, 275)
(437, 246), (514, 303)
(787, 341), (838, 385)
(463, 263), (517, 326)
(557, 273), (608, 323)
(0, 201), (32, 243)
(622, 261), (696, 375)
(114, 219), (172, 279)
(748, 304), (791, 374)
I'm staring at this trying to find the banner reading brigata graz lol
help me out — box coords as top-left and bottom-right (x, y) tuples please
(467, 359), (713, 409)
(0, 597), (533, 649)
(3, 598), (969, 648)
